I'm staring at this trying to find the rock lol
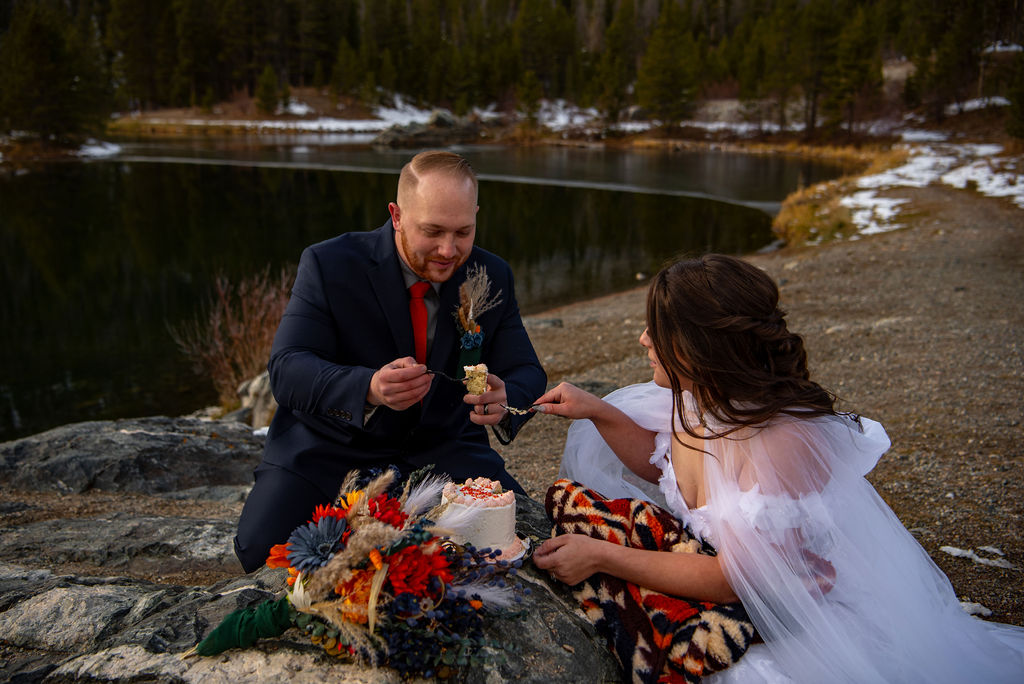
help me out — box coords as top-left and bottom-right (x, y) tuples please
(0, 514), (239, 579)
(0, 426), (622, 683)
(236, 372), (276, 428)
(372, 113), (483, 148)
(524, 317), (564, 329)
(0, 417), (263, 494)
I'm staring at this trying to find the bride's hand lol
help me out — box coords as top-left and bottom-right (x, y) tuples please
(533, 382), (604, 420)
(533, 533), (606, 585)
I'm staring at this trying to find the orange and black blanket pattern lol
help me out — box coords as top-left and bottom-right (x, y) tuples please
(545, 479), (756, 684)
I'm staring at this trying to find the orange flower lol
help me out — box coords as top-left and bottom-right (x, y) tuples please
(266, 543), (292, 569)
(311, 503), (347, 523)
(336, 568), (376, 624)
(337, 490), (364, 515)
(286, 566), (299, 586)
(386, 544), (452, 596)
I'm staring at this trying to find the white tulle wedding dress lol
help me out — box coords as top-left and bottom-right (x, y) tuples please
(560, 381), (1024, 683)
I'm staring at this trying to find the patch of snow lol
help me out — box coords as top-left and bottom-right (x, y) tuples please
(373, 95), (434, 128)
(840, 141), (1024, 235)
(613, 121), (654, 133)
(960, 601), (993, 617)
(858, 148), (959, 189)
(900, 129), (948, 142)
(537, 99), (600, 131)
(944, 96), (1011, 116)
(940, 545), (1016, 569)
(942, 161), (1024, 208)
(252, 426), (269, 438)
(285, 99), (312, 116)
(983, 42), (1023, 54)
(471, 104), (503, 122)
(78, 140), (122, 158)
(839, 190), (908, 235)
(977, 546), (1005, 556)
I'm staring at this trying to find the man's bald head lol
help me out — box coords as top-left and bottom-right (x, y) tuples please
(396, 150), (478, 207)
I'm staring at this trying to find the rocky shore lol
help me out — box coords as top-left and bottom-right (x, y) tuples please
(1, 178), (1021, 680)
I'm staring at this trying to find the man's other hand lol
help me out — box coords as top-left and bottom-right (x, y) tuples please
(367, 357), (432, 411)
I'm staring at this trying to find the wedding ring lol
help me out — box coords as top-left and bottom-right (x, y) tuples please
(482, 404), (489, 415)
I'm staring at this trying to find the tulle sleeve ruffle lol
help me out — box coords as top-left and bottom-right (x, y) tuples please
(704, 413), (1024, 683)
(559, 381), (674, 509)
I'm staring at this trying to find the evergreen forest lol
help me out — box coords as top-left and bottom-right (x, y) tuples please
(0, 0), (1022, 140)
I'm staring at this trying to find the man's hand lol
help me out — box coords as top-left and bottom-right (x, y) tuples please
(463, 373), (509, 425)
(367, 357), (433, 411)
(533, 534), (608, 585)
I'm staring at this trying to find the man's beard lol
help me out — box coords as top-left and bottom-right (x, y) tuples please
(400, 229), (466, 282)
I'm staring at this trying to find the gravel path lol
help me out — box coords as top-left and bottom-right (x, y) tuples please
(503, 183), (1024, 626)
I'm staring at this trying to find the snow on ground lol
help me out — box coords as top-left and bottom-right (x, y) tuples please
(135, 94), (438, 133)
(78, 140), (122, 158)
(88, 95), (1024, 240)
(840, 140), (1023, 237)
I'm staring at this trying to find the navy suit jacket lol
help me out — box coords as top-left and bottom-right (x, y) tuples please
(261, 220), (546, 488)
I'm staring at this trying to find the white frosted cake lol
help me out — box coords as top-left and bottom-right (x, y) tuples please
(441, 477), (523, 559)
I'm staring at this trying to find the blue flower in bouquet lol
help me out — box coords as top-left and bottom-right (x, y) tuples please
(459, 331), (483, 350)
(287, 515), (349, 572)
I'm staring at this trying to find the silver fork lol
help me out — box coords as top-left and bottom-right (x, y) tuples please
(427, 369), (466, 384)
(500, 403), (541, 416)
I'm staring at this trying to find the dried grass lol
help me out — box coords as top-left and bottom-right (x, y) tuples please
(772, 146), (909, 246)
(170, 266), (294, 406)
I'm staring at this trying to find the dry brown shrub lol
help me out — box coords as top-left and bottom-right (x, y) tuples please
(170, 266), (295, 406)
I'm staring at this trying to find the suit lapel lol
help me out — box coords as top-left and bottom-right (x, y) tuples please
(368, 221), (414, 357)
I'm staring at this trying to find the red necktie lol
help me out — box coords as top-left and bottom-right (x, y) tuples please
(409, 281), (431, 364)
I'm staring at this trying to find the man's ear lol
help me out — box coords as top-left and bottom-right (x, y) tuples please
(388, 202), (401, 229)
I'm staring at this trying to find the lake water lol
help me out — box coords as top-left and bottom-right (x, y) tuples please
(0, 141), (853, 440)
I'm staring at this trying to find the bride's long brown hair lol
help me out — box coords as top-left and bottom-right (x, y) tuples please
(646, 254), (837, 440)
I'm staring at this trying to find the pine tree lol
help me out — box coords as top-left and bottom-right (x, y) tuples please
(255, 64), (280, 114)
(0, 1), (110, 140)
(595, 0), (639, 122)
(824, 5), (882, 134)
(107, 0), (174, 108)
(760, 0), (801, 129)
(331, 38), (360, 97)
(1008, 53), (1024, 139)
(517, 69), (543, 124)
(636, 0), (698, 129)
(796, 0), (840, 135)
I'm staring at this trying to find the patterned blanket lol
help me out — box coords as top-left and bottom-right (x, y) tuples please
(546, 479), (756, 683)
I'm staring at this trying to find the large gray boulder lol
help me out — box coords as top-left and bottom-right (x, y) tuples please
(372, 111), (484, 148)
(0, 417), (263, 494)
(0, 418), (621, 683)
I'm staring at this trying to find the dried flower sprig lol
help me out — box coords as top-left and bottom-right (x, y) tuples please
(455, 264), (502, 351)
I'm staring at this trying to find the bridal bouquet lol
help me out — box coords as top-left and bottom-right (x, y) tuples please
(188, 469), (527, 678)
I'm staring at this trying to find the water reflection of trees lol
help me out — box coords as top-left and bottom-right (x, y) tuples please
(478, 181), (770, 312)
(0, 163), (769, 440)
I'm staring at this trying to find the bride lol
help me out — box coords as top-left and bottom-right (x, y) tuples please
(532, 254), (1024, 683)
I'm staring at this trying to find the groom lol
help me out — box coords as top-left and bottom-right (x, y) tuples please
(234, 150), (546, 573)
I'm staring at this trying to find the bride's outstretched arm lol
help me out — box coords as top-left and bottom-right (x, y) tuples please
(534, 533), (737, 603)
(534, 382), (661, 482)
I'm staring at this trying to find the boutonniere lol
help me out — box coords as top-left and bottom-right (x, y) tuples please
(454, 264), (502, 370)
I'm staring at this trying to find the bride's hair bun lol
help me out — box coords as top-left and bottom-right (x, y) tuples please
(646, 254), (835, 434)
